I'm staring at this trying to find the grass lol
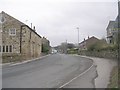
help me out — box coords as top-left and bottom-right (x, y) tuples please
(108, 66), (118, 88)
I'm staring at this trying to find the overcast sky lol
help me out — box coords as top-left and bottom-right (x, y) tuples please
(0, 0), (118, 46)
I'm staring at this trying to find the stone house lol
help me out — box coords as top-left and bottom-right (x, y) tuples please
(0, 11), (42, 62)
(41, 37), (51, 54)
(0, 15), (2, 62)
(42, 37), (50, 46)
(106, 1), (119, 44)
(106, 21), (118, 44)
(79, 36), (100, 50)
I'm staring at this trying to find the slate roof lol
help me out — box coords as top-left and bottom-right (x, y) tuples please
(79, 36), (99, 45)
(106, 21), (115, 30)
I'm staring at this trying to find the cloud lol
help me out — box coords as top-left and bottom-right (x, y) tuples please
(0, 0), (118, 46)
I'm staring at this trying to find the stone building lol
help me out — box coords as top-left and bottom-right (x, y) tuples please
(0, 14), (2, 63)
(106, 21), (118, 44)
(106, 1), (119, 44)
(42, 37), (50, 46)
(0, 11), (42, 62)
(79, 36), (100, 50)
(41, 37), (51, 54)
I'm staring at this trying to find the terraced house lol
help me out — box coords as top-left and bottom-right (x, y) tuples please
(0, 11), (42, 62)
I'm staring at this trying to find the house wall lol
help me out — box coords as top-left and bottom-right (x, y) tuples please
(106, 20), (118, 44)
(1, 11), (42, 62)
(0, 14), (2, 63)
(21, 26), (42, 59)
(41, 37), (50, 53)
(79, 37), (99, 50)
(86, 37), (99, 48)
(2, 12), (22, 54)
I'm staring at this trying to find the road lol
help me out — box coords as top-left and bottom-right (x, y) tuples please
(2, 54), (97, 88)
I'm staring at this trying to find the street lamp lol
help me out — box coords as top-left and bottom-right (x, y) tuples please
(76, 27), (79, 47)
(118, 0), (120, 88)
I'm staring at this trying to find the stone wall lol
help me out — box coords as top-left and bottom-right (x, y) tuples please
(2, 53), (22, 63)
(1, 11), (42, 62)
(0, 13), (2, 64)
(78, 50), (118, 60)
(2, 11), (22, 54)
(21, 26), (42, 60)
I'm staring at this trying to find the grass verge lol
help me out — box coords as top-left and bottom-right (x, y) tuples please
(108, 66), (118, 88)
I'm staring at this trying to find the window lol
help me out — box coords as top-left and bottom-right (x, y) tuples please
(110, 40), (112, 43)
(0, 46), (1, 52)
(0, 45), (13, 53)
(6, 45), (8, 52)
(3, 46), (5, 52)
(9, 45), (12, 52)
(9, 28), (16, 35)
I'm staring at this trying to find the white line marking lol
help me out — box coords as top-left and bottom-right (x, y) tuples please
(58, 64), (94, 88)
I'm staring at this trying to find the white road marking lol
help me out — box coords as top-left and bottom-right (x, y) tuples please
(58, 64), (94, 88)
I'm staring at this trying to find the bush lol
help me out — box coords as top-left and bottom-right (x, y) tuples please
(88, 41), (104, 51)
(67, 48), (78, 54)
(42, 44), (49, 54)
(88, 40), (118, 52)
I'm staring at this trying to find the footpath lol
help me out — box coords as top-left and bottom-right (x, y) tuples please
(80, 55), (117, 88)
(0, 54), (51, 67)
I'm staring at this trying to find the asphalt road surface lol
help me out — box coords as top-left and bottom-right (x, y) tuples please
(2, 54), (97, 88)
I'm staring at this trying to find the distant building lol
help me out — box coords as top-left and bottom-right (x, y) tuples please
(42, 37), (50, 46)
(106, 21), (116, 44)
(51, 48), (57, 54)
(41, 37), (51, 53)
(0, 11), (42, 61)
(106, 19), (119, 44)
(106, 1), (119, 44)
(79, 36), (100, 50)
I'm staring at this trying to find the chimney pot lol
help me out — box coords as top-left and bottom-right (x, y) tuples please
(88, 36), (89, 39)
(84, 38), (85, 41)
(33, 26), (35, 31)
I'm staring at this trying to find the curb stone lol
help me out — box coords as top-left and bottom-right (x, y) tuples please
(2, 54), (51, 67)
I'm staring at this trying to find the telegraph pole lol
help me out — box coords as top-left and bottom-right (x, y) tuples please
(76, 27), (79, 47)
(118, 0), (120, 88)
(76, 27), (80, 54)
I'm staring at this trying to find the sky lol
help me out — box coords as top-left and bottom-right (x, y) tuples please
(0, 0), (118, 46)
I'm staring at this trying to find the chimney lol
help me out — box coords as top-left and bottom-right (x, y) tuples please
(84, 38), (85, 41)
(88, 36), (89, 39)
(33, 26), (36, 31)
(31, 23), (32, 29)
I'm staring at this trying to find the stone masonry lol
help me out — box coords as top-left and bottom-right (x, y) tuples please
(0, 11), (42, 62)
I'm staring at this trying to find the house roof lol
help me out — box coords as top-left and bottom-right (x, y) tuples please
(0, 11), (42, 38)
(106, 21), (115, 30)
(114, 15), (120, 29)
(79, 36), (99, 45)
(21, 25), (42, 38)
(1, 11), (25, 25)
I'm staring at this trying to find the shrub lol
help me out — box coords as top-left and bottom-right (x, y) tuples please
(87, 40), (118, 51)
(42, 44), (49, 54)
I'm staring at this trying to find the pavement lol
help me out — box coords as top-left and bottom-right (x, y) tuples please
(79, 55), (117, 88)
(2, 54), (97, 88)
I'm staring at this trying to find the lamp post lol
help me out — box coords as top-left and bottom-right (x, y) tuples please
(76, 27), (79, 47)
(118, 0), (120, 88)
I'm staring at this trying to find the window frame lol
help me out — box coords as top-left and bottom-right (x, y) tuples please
(3, 45), (5, 52)
(9, 28), (16, 36)
(0, 45), (1, 52)
(6, 45), (9, 52)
